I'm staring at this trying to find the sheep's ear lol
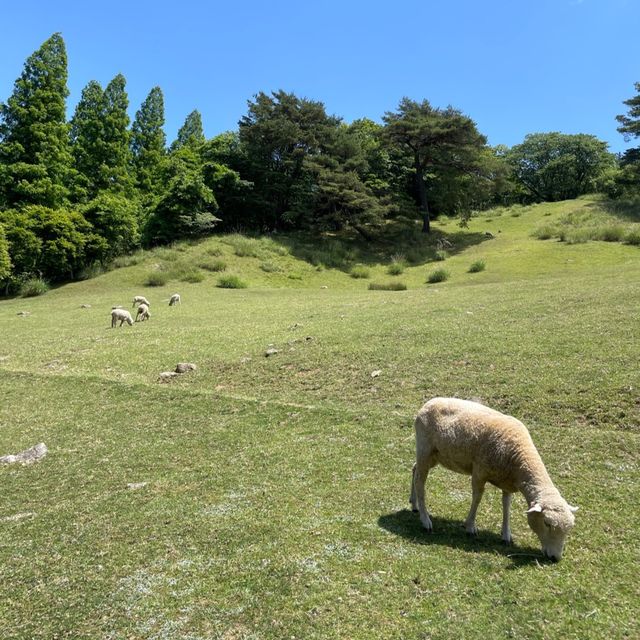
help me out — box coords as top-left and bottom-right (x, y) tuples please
(568, 504), (579, 513)
(527, 503), (543, 514)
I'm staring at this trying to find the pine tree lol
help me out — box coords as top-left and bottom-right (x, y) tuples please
(131, 86), (166, 194)
(170, 110), (205, 152)
(100, 74), (133, 195)
(69, 80), (105, 200)
(0, 33), (73, 208)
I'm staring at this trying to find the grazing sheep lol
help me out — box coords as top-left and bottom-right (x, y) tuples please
(410, 397), (578, 561)
(111, 308), (133, 327)
(169, 293), (181, 306)
(135, 303), (151, 322)
(132, 295), (150, 308)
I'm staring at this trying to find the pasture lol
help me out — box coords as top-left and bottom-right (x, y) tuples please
(1, 197), (639, 639)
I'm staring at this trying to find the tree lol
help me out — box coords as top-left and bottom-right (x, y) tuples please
(0, 224), (11, 283)
(170, 110), (205, 152)
(144, 146), (219, 245)
(616, 82), (640, 142)
(131, 86), (166, 195)
(381, 98), (487, 232)
(100, 74), (134, 195)
(507, 133), (615, 202)
(614, 82), (640, 194)
(0, 33), (73, 208)
(69, 80), (105, 200)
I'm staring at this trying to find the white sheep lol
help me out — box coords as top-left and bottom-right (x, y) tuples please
(135, 303), (151, 322)
(410, 397), (578, 561)
(169, 293), (181, 306)
(111, 308), (133, 327)
(132, 295), (150, 308)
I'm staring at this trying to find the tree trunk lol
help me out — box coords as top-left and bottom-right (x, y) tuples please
(415, 162), (431, 233)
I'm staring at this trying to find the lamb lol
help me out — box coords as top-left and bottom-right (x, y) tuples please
(410, 397), (578, 561)
(111, 308), (133, 327)
(169, 293), (181, 306)
(132, 295), (150, 308)
(135, 303), (151, 322)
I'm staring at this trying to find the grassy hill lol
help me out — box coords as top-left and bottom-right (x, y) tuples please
(1, 196), (639, 639)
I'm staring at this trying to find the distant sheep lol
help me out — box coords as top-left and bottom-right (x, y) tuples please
(111, 308), (133, 327)
(132, 295), (150, 308)
(169, 293), (181, 306)
(135, 303), (151, 322)
(410, 397), (577, 561)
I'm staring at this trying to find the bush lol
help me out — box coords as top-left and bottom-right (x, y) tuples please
(427, 268), (449, 284)
(20, 277), (49, 297)
(350, 265), (370, 279)
(624, 229), (640, 246)
(180, 269), (204, 283)
(368, 282), (407, 291)
(387, 262), (404, 275)
(595, 225), (626, 242)
(145, 271), (169, 287)
(217, 275), (247, 289)
(468, 260), (486, 273)
(198, 258), (227, 272)
(260, 261), (283, 273)
(434, 250), (448, 262)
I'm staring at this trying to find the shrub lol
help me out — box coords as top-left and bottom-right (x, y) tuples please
(111, 251), (144, 269)
(624, 229), (640, 246)
(350, 265), (370, 279)
(217, 275), (247, 289)
(387, 262), (404, 275)
(434, 250), (448, 262)
(180, 269), (204, 283)
(468, 260), (486, 273)
(595, 225), (626, 243)
(78, 262), (105, 281)
(532, 225), (558, 240)
(368, 281), (407, 291)
(198, 258), (227, 272)
(20, 277), (49, 297)
(145, 271), (169, 287)
(287, 273), (303, 281)
(260, 261), (283, 273)
(427, 268), (449, 284)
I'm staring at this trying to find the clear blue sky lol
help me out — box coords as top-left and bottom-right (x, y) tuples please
(1, 0), (638, 153)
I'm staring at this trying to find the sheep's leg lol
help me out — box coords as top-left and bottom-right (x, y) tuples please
(501, 491), (513, 545)
(464, 473), (486, 536)
(412, 459), (433, 532)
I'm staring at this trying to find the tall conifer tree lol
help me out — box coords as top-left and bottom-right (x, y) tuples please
(131, 86), (166, 194)
(170, 110), (205, 152)
(0, 33), (73, 208)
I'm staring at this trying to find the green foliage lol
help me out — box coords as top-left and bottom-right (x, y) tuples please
(350, 265), (370, 279)
(368, 281), (407, 290)
(507, 133), (615, 202)
(0, 33), (73, 208)
(217, 274), (247, 288)
(19, 276), (49, 297)
(387, 260), (405, 275)
(434, 249), (448, 261)
(144, 271), (168, 286)
(170, 110), (205, 152)
(468, 259), (486, 273)
(616, 81), (640, 141)
(260, 261), (283, 273)
(131, 86), (166, 194)
(198, 258), (227, 272)
(0, 223), (11, 282)
(427, 267), (449, 283)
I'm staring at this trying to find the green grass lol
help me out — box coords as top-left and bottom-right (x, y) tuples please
(216, 274), (248, 288)
(19, 277), (50, 297)
(468, 259), (486, 273)
(368, 281), (408, 290)
(427, 267), (449, 283)
(1, 196), (639, 639)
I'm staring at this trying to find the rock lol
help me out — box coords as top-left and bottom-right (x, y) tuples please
(111, 305), (124, 310)
(484, 231), (495, 239)
(158, 371), (179, 382)
(175, 362), (197, 374)
(320, 286), (328, 289)
(80, 304), (92, 309)
(0, 443), (48, 465)
(126, 482), (148, 490)
(16, 311), (31, 317)
(371, 370), (382, 378)
(265, 348), (279, 357)
(1, 512), (36, 522)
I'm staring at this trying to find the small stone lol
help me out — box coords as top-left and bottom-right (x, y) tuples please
(80, 304), (92, 309)
(371, 370), (382, 378)
(175, 362), (197, 374)
(320, 286), (328, 289)
(0, 443), (47, 465)
(16, 311), (31, 317)
(126, 482), (148, 490)
(158, 371), (179, 382)
(265, 348), (279, 357)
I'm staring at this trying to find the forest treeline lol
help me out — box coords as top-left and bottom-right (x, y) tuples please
(1, 33), (639, 291)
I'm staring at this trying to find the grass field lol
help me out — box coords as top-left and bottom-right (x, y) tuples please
(1, 196), (639, 639)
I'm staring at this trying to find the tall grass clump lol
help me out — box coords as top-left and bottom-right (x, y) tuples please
(350, 265), (370, 279)
(260, 261), (284, 273)
(387, 254), (405, 275)
(20, 277), (49, 297)
(368, 281), (407, 291)
(205, 246), (223, 257)
(198, 258), (227, 272)
(595, 225), (626, 243)
(427, 268), (449, 284)
(532, 225), (558, 241)
(111, 251), (144, 269)
(434, 249), (448, 262)
(624, 229), (640, 245)
(468, 260), (486, 273)
(78, 262), (105, 280)
(145, 271), (169, 287)
(217, 274), (248, 289)
(225, 234), (262, 258)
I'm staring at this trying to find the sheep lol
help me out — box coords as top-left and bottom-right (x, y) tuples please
(132, 295), (150, 308)
(410, 397), (578, 561)
(169, 293), (181, 306)
(111, 308), (133, 327)
(135, 303), (151, 322)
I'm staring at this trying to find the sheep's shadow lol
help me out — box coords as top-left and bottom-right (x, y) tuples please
(378, 509), (545, 568)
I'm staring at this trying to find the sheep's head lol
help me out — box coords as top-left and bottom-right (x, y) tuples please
(526, 498), (578, 562)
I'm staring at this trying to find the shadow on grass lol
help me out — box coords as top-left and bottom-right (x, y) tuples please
(378, 509), (545, 568)
(584, 195), (640, 223)
(272, 218), (492, 273)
